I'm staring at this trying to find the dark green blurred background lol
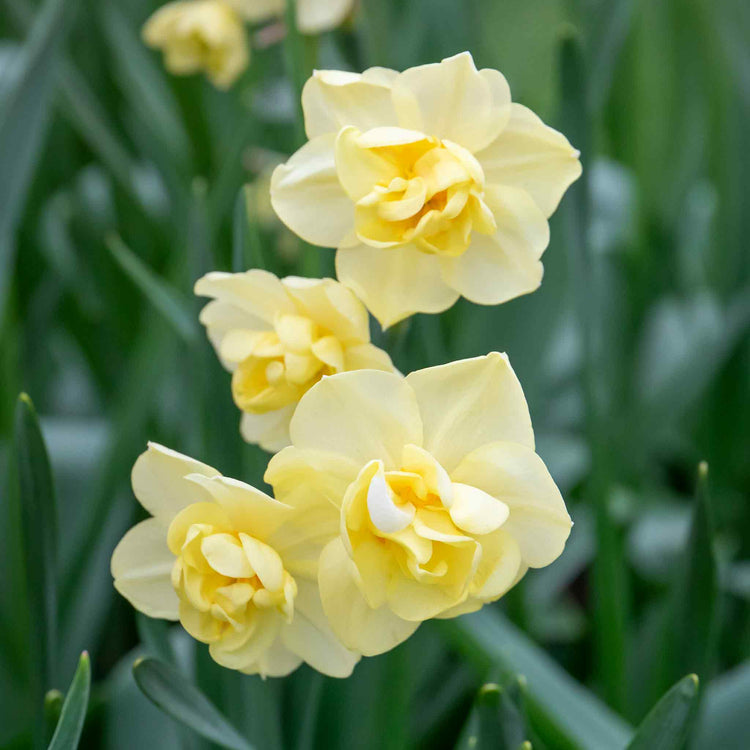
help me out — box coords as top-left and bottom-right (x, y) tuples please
(1, 0), (748, 748)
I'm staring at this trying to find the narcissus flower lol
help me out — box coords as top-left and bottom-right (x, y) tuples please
(111, 443), (358, 677)
(228, 0), (354, 34)
(195, 270), (394, 451)
(143, 0), (249, 89)
(265, 353), (572, 655)
(271, 52), (582, 327)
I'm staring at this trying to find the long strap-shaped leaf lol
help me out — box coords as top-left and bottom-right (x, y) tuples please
(627, 675), (699, 750)
(440, 610), (633, 750)
(48, 652), (91, 750)
(0, 0), (79, 315)
(133, 657), (255, 750)
(15, 393), (59, 748)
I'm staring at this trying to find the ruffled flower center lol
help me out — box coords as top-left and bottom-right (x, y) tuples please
(167, 502), (296, 644)
(230, 313), (345, 414)
(337, 127), (497, 257)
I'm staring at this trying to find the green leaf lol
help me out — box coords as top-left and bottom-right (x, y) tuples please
(459, 678), (530, 750)
(627, 675), (699, 750)
(132, 657), (254, 750)
(105, 233), (198, 344)
(48, 652), (91, 750)
(439, 610), (633, 750)
(694, 662), (750, 749)
(14, 393), (58, 745)
(98, 1), (191, 174)
(0, 0), (79, 313)
(656, 463), (719, 697)
(232, 186), (266, 273)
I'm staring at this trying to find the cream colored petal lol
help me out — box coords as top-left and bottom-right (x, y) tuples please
(434, 597), (484, 619)
(302, 69), (398, 139)
(343, 343), (395, 373)
(439, 232), (543, 307)
(281, 579), (359, 677)
(318, 538), (419, 656)
(209, 611), (281, 671)
(288, 369), (422, 469)
(336, 243), (460, 329)
(470, 527), (523, 600)
(111, 518), (179, 620)
(240, 405), (294, 452)
(296, 0), (353, 34)
(226, 0), (283, 23)
(282, 276), (370, 344)
(271, 134), (355, 247)
(196, 270), (294, 325)
(248, 637), (303, 678)
(401, 443), (453, 507)
(239, 533), (285, 591)
(451, 441), (571, 568)
(405, 353), (534, 474)
(265, 446), (360, 510)
(131, 442), (217, 523)
(202, 533), (254, 578)
(335, 126), (403, 202)
(185, 474), (291, 542)
(391, 52), (500, 153)
(386, 573), (465, 622)
(476, 103), (582, 218)
(449, 483), (509, 535)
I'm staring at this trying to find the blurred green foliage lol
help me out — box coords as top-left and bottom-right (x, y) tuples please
(1, 0), (748, 747)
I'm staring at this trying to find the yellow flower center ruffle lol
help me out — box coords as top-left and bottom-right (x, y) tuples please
(337, 127), (497, 257)
(167, 501), (296, 644)
(231, 313), (345, 414)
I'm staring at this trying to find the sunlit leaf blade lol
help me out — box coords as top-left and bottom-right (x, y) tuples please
(0, 0), (79, 312)
(657, 463), (718, 696)
(440, 610), (633, 750)
(133, 657), (254, 750)
(15, 393), (58, 742)
(627, 674), (699, 750)
(105, 233), (198, 344)
(48, 652), (91, 750)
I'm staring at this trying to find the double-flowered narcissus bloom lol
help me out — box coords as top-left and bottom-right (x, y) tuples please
(228, 0), (354, 34)
(195, 270), (395, 452)
(143, 0), (249, 89)
(265, 353), (572, 655)
(271, 52), (582, 328)
(111, 443), (358, 677)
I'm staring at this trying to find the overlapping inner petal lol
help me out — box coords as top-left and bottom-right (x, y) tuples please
(336, 127), (497, 257)
(168, 503), (296, 644)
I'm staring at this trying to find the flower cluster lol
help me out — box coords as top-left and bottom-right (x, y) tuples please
(113, 52), (579, 677)
(143, 0), (355, 88)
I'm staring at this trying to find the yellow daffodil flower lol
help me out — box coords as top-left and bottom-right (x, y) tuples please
(227, 0), (354, 34)
(111, 442), (358, 677)
(143, 0), (250, 89)
(271, 52), (582, 327)
(195, 270), (395, 452)
(265, 353), (572, 656)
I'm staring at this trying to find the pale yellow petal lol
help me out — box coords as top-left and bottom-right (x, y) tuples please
(449, 482), (509, 535)
(301, 68), (398, 139)
(451, 441), (571, 568)
(265, 446), (360, 510)
(391, 52), (502, 153)
(335, 126), (402, 202)
(240, 406), (294, 452)
(282, 276), (370, 344)
(296, 0), (353, 34)
(209, 611), (281, 670)
(470, 527), (523, 600)
(185, 474), (291, 542)
(281, 580), (359, 677)
(288, 369), (422, 469)
(225, 0), (283, 23)
(343, 343), (395, 373)
(271, 134), (355, 247)
(111, 518), (179, 620)
(131, 442), (217, 523)
(318, 538), (419, 656)
(405, 353), (534, 474)
(335, 243), (460, 329)
(202, 533), (253, 578)
(476, 103), (582, 218)
(386, 572), (466, 622)
(239, 533), (285, 591)
(248, 637), (303, 678)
